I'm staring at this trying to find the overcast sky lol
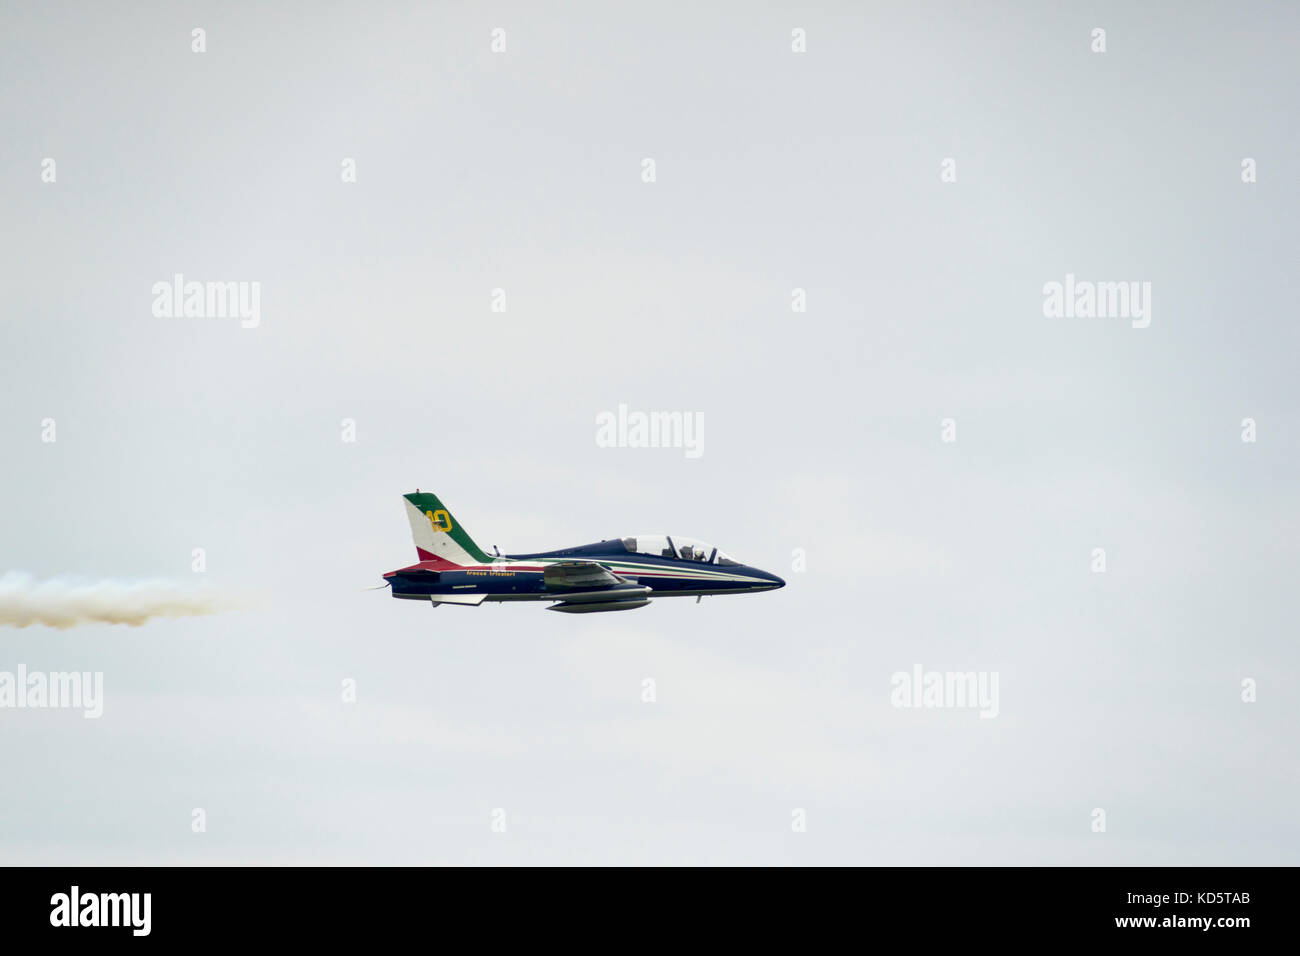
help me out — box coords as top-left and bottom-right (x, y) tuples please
(2, 0), (1297, 864)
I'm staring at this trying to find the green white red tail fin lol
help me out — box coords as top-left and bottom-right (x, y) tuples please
(403, 492), (492, 567)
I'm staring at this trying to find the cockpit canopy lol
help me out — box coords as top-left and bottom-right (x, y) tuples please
(620, 535), (741, 566)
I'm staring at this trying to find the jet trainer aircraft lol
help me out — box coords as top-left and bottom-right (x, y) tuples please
(382, 491), (785, 613)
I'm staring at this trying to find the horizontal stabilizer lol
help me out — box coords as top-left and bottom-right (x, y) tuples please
(430, 593), (487, 606)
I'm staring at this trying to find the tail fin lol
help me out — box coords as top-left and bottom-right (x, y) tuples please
(403, 492), (492, 567)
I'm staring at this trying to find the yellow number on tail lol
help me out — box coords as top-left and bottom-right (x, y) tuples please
(426, 509), (453, 533)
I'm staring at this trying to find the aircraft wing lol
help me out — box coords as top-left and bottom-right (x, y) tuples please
(542, 561), (651, 613)
(543, 560), (627, 591)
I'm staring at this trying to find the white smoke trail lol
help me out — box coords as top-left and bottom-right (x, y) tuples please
(0, 572), (241, 629)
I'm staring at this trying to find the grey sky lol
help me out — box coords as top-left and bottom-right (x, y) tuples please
(1, 1), (1296, 864)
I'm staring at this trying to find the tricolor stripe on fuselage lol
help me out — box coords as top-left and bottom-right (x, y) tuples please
(384, 554), (776, 599)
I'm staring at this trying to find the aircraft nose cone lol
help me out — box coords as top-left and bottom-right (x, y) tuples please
(760, 569), (786, 589)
